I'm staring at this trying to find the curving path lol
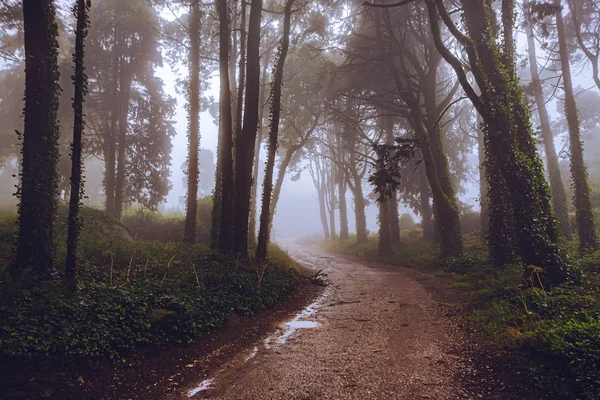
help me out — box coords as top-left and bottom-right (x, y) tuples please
(183, 245), (471, 400)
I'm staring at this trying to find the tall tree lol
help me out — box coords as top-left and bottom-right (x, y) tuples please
(524, 2), (571, 239)
(184, 0), (202, 244)
(256, 0), (294, 261)
(65, 0), (91, 290)
(233, 0), (263, 258)
(421, 0), (575, 285)
(554, 0), (598, 251)
(215, 0), (235, 252)
(13, 0), (61, 279)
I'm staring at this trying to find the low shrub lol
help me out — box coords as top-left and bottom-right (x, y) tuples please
(0, 206), (300, 361)
(0, 256), (298, 359)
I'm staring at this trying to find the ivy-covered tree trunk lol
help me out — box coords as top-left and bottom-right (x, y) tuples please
(256, 0), (294, 261)
(476, 121), (488, 237)
(114, 64), (131, 219)
(388, 193), (401, 245)
(248, 55), (270, 249)
(378, 198), (393, 256)
(426, 0), (576, 284)
(214, 0), (235, 253)
(383, 113), (401, 245)
(525, 4), (572, 240)
(66, 0), (91, 290)
(233, 0), (263, 258)
(105, 25), (121, 217)
(555, 0), (598, 251)
(418, 161), (434, 242)
(184, 1), (201, 244)
(14, 0), (61, 280)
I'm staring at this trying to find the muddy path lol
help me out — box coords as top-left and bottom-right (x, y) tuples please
(180, 245), (475, 400)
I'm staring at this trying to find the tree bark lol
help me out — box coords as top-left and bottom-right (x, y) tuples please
(418, 160), (434, 242)
(233, 0), (263, 258)
(215, 0), (235, 253)
(339, 170), (349, 240)
(248, 53), (271, 248)
(555, 0), (598, 251)
(525, 4), (572, 240)
(477, 122), (488, 237)
(66, 0), (90, 290)
(184, 1), (202, 244)
(378, 199), (393, 256)
(348, 161), (368, 245)
(105, 25), (121, 217)
(256, 0), (294, 261)
(327, 166), (337, 238)
(383, 113), (400, 245)
(234, 0), (246, 141)
(318, 182), (330, 239)
(14, 0), (61, 279)
(425, 0), (574, 284)
(114, 62), (131, 219)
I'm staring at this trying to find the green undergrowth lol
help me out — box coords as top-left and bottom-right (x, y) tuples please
(0, 206), (299, 361)
(322, 231), (600, 399)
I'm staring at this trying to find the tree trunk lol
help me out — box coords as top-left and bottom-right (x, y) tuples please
(318, 183), (330, 239)
(421, 63), (463, 257)
(383, 113), (400, 245)
(328, 167), (337, 238)
(477, 122), (488, 237)
(348, 163), (368, 245)
(248, 54), (271, 248)
(14, 0), (61, 279)
(378, 199), (393, 256)
(555, 0), (598, 251)
(339, 172), (349, 240)
(418, 160), (434, 242)
(427, 0), (575, 284)
(233, 0), (263, 258)
(66, 0), (89, 290)
(388, 193), (401, 245)
(215, 0), (235, 253)
(234, 0), (246, 140)
(269, 147), (294, 223)
(105, 25), (120, 217)
(184, 1), (201, 244)
(256, 0), (293, 261)
(525, 5), (571, 240)
(114, 63), (131, 219)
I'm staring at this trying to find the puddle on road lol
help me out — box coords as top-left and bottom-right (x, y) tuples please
(187, 378), (215, 397)
(185, 285), (331, 398)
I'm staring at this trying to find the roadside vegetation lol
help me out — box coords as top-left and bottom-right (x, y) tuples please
(0, 203), (299, 361)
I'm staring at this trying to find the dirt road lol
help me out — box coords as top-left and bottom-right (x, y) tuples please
(184, 245), (472, 400)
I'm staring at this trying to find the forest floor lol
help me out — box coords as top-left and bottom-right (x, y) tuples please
(2, 244), (552, 400)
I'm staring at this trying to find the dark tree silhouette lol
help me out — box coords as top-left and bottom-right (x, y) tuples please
(214, 0), (235, 252)
(184, 0), (201, 244)
(65, 0), (91, 290)
(256, 0), (295, 261)
(13, 0), (61, 280)
(233, 0), (263, 258)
